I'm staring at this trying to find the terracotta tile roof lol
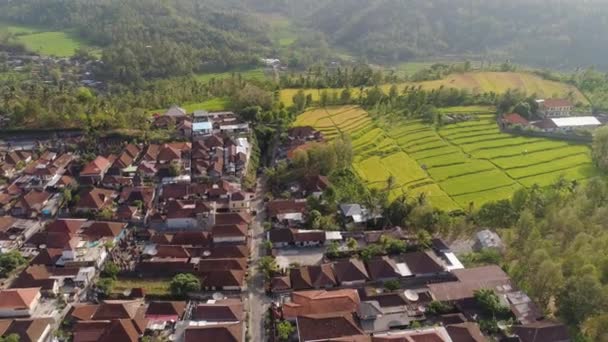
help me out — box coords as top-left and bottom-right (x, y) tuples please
(366, 257), (400, 280)
(157, 145), (181, 162)
(143, 144), (160, 161)
(212, 224), (247, 238)
(283, 289), (360, 319)
(0, 318), (54, 342)
(92, 300), (145, 320)
(333, 259), (370, 284)
(532, 118), (557, 130)
(0, 288), (40, 310)
(296, 313), (364, 342)
(402, 251), (444, 275)
(26, 231), (72, 249)
(116, 204), (138, 220)
(160, 183), (190, 200)
(76, 188), (116, 210)
(137, 161), (157, 175)
(427, 265), (511, 301)
(191, 299), (243, 322)
(268, 228), (295, 243)
(197, 258), (247, 272)
(215, 212), (252, 226)
(150, 233), (172, 245)
(271, 276), (291, 291)
(73, 320), (108, 342)
(112, 152), (134, 169)
(205, 245), (248, 259)
(199, 270), (245, 288)
(11, 265), (61, 291)
(294, 230), (325, 243)
(185, 322), (242, 342)
(145, 301), (186, 321)
(73, 319), (140, 342)
(170, 231), (211, 246)
(81, 156), (111, 176)
(69, 304), (100, 321)
(267, 199), (307, 217)
(446, 322), (486, 342)
(99, 319), (140, 342)
(290, 264), (337, 290)
(124, 144), (141, 159)
(153, 245), (191, 258)
(30, 248), (63, 266)
(82, 221), (127, 240)
(502, 113), (529, 125)
(164, 200), (211, 219)
(15, 189), (50, 212)
(512, 320), (570, 342)
(0, 216), (16, 232)
(46, 219), (86, 235)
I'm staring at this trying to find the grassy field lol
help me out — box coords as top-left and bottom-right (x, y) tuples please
(149, 97), (230, 114)
(280, 71), (587, 106)
(194, 68), (268, 82)
(294, 105), (599, 211)
(0, 21), (97, 57)
(113, 278), (171, 296)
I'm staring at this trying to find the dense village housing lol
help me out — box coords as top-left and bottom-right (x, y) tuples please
(0, 100), (574, 342)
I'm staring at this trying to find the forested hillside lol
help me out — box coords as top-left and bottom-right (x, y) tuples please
(302, 0), (608, 69)
(0, 0), (271, 81)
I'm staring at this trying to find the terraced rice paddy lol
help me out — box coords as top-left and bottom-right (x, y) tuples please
(294, 105), (600, 211)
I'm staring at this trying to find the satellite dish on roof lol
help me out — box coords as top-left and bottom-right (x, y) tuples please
(203, 250), (211, 257)
(212, 292), (225, 300)
(404, 290), (419, 302)
(39, 244), (47, 249)
(123, 289), (132, 297)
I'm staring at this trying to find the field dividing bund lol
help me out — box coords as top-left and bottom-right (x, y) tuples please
(295, 106), (599, 211)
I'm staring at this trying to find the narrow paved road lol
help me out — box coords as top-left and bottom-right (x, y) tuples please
(248, 176), (271, 342)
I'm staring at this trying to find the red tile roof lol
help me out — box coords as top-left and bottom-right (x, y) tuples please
(185, 322), (242, 342)
(199, 270), (245, 288)
(296, 313), (364, 342)
(267, 199), (307, 217)
(76, 188), (116, 210)
(191, 299), (243, 322)
(0, 318), (54, 342)
(283, 289), (360, 319)
(0, 288), (40, 310)
(46, 219), (86, 235)
(502, 113), (529, 125)
(212, 224), (247, 238)
(82, 221), (127, 240)
(81, 156), (111, 176)
(145, 301), (186, 322)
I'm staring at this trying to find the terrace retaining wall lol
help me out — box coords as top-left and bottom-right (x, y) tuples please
(500, 126), (593, 143)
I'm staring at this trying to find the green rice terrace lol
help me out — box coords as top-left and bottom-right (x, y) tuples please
(293, 105), (599, 211)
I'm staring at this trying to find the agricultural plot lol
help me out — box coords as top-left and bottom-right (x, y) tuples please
(280, 72), (587, 106)
(0, 21), (98, 57)
(295, 105), (599, 212)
